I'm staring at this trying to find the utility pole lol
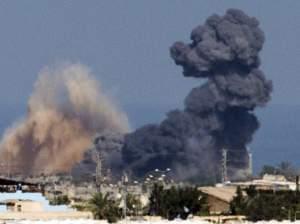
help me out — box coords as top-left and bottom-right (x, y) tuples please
(95, 151), (102, 193)
(122, 172), (128, 221)
(221, 149), (228, 183)
(296, 176), (299, 193)
(247, 149), (253, 176)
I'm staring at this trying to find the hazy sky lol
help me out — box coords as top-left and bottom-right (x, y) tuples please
(0, 1), (299, 125)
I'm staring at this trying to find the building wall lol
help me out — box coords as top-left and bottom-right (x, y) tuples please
(12, 201), (43, 212)
(206, 195), (230, 214)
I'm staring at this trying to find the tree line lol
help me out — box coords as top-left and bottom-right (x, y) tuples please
(65, 161), (300, 222)
(230, 186), (300, 221)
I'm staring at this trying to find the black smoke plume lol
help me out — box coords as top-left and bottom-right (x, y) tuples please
(72, 131), (124, 182)
(121, 9), (272, 182)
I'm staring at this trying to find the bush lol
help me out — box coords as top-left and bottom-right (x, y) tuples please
(72, 203), (87, 211)
(126, 193), (142, 216)
(148, 183), (208, 220)
(49, 195), (70, 205)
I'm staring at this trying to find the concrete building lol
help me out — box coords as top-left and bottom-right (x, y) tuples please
(199, 174), (297, 214)
(228, 174), (296, 190)
(199, 186), (237, 214)
(0, 199), (43, 212)
(0, 197), (93, 220)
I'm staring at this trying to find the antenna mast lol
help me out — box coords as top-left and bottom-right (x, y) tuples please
(221, 148), (228, 183)
(95, 151), (103, 192)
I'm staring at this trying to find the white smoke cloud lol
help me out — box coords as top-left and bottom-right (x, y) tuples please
(0, 63), (130, 174)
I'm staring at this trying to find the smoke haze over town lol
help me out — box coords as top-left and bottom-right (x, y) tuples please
(0, 1), (299, 176)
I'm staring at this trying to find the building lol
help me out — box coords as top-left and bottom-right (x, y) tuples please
(199, 186), (238, 214)
(0, 178), (43, 193)
(227, 174), (296, 190)
(199, 174), (297, 214)
(0, 199), (43, 212)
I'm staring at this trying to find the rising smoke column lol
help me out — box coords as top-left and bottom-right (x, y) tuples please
(0, 64), (129, 174)
(72, 131), (125, 182)
(122, 9), (272, 182)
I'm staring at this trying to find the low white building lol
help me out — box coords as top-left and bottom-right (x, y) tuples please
(227, 174), (296, 190)
(0, 199), (44, 212)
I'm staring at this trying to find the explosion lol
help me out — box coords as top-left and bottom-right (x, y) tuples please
(0, 64), (129, 175)
(0, 9), (273, 183)
(121, 9), (272, 182)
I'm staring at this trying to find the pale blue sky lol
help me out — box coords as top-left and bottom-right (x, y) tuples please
(0, 1), (299, 107)
(0, 1), (299, 171)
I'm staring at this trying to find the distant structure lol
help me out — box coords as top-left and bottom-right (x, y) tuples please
(95, 151), (103, 192)
(221, 149), (228, 183)
(0, 178), (42, 193)
(221, 147), (253, 183)
(247, 148), (253, 176)
(227, 174), (296, 191)
(0, 199), (43, 212)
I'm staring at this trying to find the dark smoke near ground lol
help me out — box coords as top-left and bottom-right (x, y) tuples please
(72, 131), (124, 182)
(121, 9), (272, 182)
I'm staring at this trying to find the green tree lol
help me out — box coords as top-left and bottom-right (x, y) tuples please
(230, 186), (246, 215)
(260, 161), (299, 181)
(88, 192), (121, 222)
(230, 186), (300, 221)
(148, 184), (208, 220)
(148, 183), (165, 216)
(126, 193), (142, 216)
(49, 195), (70, 205)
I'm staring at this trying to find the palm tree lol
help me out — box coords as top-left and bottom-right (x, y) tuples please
(88, 192), (110, 219)
(88, 192), (121, 222)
